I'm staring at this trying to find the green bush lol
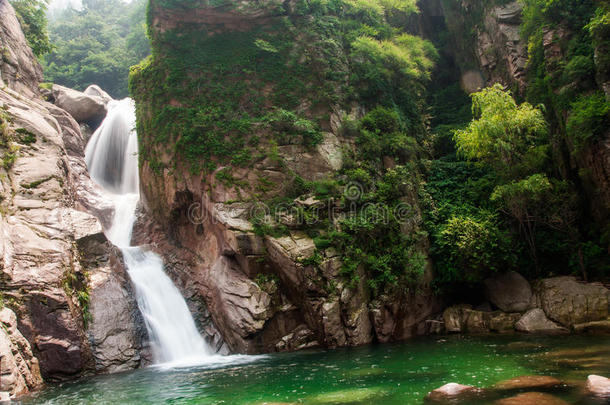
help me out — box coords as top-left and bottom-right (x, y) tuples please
(566, 92), (610, 151)
(433, 212), (514, 285)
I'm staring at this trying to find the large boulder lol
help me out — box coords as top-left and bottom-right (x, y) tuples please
(515, 309), (567, 334)
(51, 84), (108, 124)
(536, 277), (609, 328)
(484, 271), (532, 312)
(585, 375), (610, 398)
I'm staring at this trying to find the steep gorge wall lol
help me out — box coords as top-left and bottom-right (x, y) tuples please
(438, 0), (610, 224)
(0, 0), (146, 396)
(131, 0), (442, 354)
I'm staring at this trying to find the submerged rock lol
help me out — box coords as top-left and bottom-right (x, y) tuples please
(494, 392), (569, 405)
(484, 271), (532, 312)
(308, 387), (388, 403)
(425, 383), (481, 403)
(585, 375), (610, 398)
(515, 309), (567, 333)
(494, 375), (562, 391)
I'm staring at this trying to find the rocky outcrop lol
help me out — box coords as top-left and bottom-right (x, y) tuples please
(474, 1), (527, 90)
(0, 308), (43, 398)
(536, 277), (609, 329)
(133, 0), (440, 355)
(77, 222), (147, 373)
(0, 83), (145, 381)
(484, 271), (532, 312)
(0, 0), (43, 97)
(435, 273), (608, 335)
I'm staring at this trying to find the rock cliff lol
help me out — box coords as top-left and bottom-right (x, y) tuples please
(131, 0), (442, 354)
(0, 0), (145, 396)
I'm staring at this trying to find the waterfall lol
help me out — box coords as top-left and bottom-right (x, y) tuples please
(85, 99), (215, 366)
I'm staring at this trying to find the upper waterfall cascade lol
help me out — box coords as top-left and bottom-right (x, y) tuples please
(84, 99), (214, 365)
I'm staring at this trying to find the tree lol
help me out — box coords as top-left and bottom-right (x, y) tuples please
(10, 0), (53, 57)
(42, 0), (149, 98)
(454, 84), (548, 177)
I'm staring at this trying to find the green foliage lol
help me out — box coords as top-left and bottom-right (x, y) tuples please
(131, 0), (436, 174)
(10, 0), (53, 57)
(454, 84), (548, 175)
(566, 92), (610, 151)
(43, 0), (149, 98)
(264, 109), (323, 147)
(434, 212), (514, 285)
(331, 166), (426, 295)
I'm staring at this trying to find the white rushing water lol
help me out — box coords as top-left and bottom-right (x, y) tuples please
(85, 99), (215, 366)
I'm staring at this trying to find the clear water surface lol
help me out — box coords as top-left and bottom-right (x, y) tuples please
(24, 334), (609, 404)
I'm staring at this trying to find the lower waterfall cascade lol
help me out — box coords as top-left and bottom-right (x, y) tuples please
(84, 98), (216, 366)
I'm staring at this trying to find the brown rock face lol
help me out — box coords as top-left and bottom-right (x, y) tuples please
(0, 0), (43, 97)
(135, 1), (440, 355)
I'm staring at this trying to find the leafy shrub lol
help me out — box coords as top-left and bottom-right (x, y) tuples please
(566, 92), (610, 151)
(433, 212), (514, 285)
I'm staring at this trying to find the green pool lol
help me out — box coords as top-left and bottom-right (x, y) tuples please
(24, 334), (609, 404)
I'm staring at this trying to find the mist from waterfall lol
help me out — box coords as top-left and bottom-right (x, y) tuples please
(85, 99), (214, 366)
